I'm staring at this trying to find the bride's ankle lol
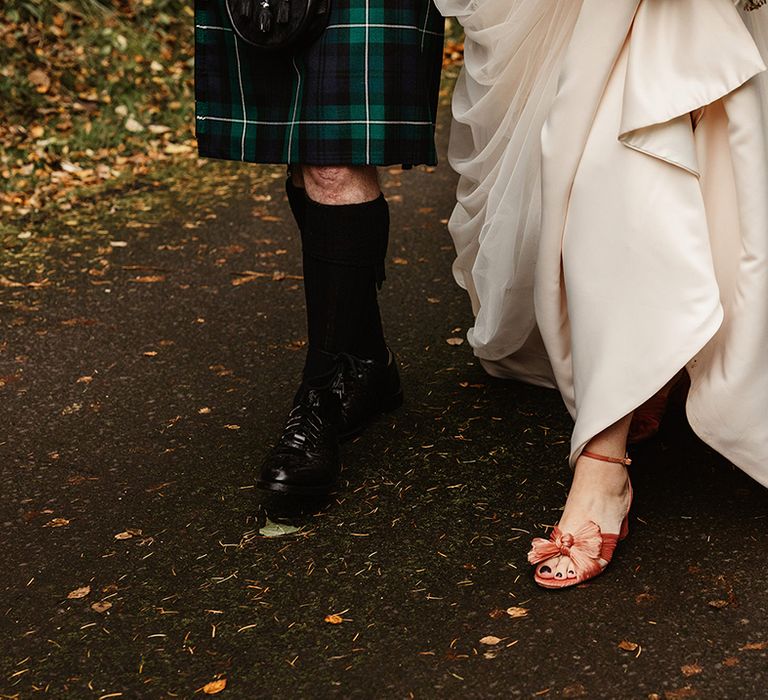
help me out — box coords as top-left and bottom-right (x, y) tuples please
(572, 459), (630, 495)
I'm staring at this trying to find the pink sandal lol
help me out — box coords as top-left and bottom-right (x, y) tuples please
(528, 450), (633, 589)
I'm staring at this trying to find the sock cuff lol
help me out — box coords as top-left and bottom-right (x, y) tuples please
(303, 194), (390, 269)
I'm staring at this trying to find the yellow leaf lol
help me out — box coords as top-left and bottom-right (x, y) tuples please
(324, 614), (343, 625)
(67, 586), (91, 599)
(202, 679), (227, 694)
(44, 518), (70, 528)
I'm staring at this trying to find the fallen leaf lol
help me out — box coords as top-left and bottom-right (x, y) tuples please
(708, 599), (729, 609)
(43, 518), (70, 528)
(91, 601), (112, 613)
(392, 257), (408, 265)
(446, 337), (464, 346)
(506, 606), (529, 619)
(143, 351), (158, 357)
(67, 586), (91, 599)
(723, 656), (739, 667)
(125, 116), (145, 133)
(618, 640), (639, 652)
(198, 407), (212, 415)
(681, 663), (702, 677)
(130, 275), (166, 284)
(77, 376), (94, 384)
(202, 679), (227, 694)
(324, 614), (343, 625)
(164, 142), (193, 155)
(740, 641), (768, 650)
(28, 69), (51, 93)
(114, 529), (142, 540)
(224, 424), (241, 430)
(488, 609), (505, 620)
(479, 636), (502, 646)
(259, 518), (301, 538)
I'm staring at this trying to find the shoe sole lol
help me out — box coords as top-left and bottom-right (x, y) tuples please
(339, 389), (404, 442)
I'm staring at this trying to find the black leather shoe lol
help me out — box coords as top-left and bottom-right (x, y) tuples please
(332, 350), (404, 440)
(257, 384), (342, 496)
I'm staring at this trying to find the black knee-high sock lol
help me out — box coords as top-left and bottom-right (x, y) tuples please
(301, 194), (390, 379)
(285, 177), (306, 231)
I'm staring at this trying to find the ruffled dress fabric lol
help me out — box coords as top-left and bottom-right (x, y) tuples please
(436, 0), (768, 488)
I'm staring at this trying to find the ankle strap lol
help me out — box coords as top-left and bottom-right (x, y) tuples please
(581, 449), (632, 466)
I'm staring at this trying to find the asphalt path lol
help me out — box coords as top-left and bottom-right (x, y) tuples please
(2, 111), (767, 699)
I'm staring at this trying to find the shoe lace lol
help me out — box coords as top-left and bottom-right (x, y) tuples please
(278, 390), (324, 452)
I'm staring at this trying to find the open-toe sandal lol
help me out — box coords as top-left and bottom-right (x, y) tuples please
(527, 450), (633, 590)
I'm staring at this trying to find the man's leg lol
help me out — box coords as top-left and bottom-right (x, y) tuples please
(258, 165), (402, 496)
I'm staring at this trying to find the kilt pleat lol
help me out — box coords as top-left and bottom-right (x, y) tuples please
(194, 0), (445, 166)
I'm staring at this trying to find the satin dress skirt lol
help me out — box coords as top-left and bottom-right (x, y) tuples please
(436, 0), (768, 487)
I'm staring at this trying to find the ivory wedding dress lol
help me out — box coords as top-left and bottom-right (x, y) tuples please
(435, 0), (768, 488)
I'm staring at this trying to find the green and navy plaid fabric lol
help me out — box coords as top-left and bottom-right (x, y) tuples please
(194, 0), (444, 166)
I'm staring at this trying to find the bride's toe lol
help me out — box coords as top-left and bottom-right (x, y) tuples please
(553, 557), (571, 581)
(536, 556), (558, 579)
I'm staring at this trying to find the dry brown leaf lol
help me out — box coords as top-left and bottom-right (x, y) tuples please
(324, 614), (343, 625)
(143, 351), (158, 357)
(392, 257), (408, 265)
(479, 635), (502, 645)
(114, 529), (142, 540)
(28, 69), (51, 93)
(91, 601), (112, 613)
(224, 424), (241, 430)
(488, 609), (505, 620)
(67, 586), (91, 599)
(198, 407), (212, 415)
(446, 337), (464, 346)
(131, 275), (166, 283)
(723, 656), (739, 667)
(43, 518), (70, 528)
(740, 641), (768, 650)
(707, 599), (729, 609)
(77, 376), (94, 384)
(664, 687), (697, 699)
(681, 663), (702, 677)
(202, 679), (227, 694)
(618, 640), (639, 652)
(506, 606), (529, 619)
(165, 143), (193, 155)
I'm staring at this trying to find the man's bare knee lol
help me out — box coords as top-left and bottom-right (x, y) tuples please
(302, 165), (380, 205)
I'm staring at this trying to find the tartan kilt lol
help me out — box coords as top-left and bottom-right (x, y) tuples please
(194, 1), (445, 166)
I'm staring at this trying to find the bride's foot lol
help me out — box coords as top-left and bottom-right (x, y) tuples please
(529, 452), (632, 586)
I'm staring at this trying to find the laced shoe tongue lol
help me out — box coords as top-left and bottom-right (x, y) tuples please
(281, 399), (323, 451)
